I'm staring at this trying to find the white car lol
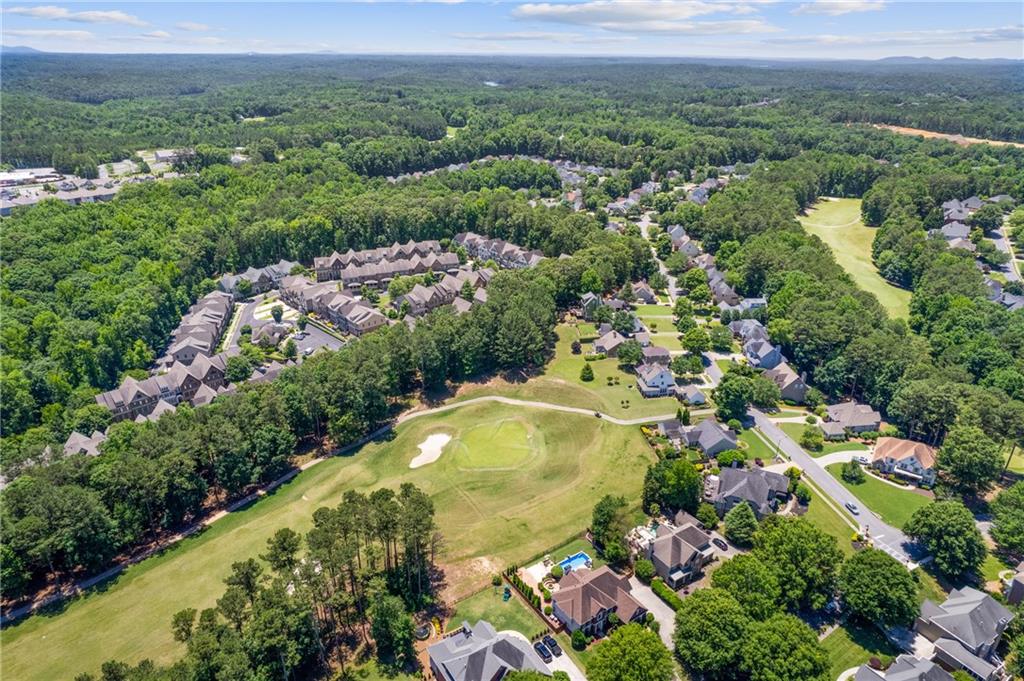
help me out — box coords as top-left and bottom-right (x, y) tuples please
(853, 454), (869, 464)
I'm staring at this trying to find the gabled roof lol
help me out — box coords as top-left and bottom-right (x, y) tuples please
(871, 437), (936, 470)
(715, 467), (789, 513)
(553, 566), (644, 626)
(428, 620), (549, 681)
(650, 522), (711, 570)
(687, 419), (736, 452)
(921, 587), (1014, 652)
(827, 401), (881, 429)
(854, 655), (953, 681)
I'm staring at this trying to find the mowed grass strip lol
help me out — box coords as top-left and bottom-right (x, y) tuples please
(779, 422), (869, 457)
(3, 403), (653, 681)
(801, 485), (857, 557)
(446, 586), (542, 635)
(799, 198), (911, 319)
(825, 462), (931, 528)
(821, 621), (900, 679)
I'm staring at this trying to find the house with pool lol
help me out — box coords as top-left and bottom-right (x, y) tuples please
(551, 566), (646, 636)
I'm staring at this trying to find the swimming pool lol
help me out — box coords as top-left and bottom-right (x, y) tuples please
(558, 551), (592, 573)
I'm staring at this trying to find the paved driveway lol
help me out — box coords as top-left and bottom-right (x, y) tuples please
(628, 576), (676, 648)
(548, 647), (587, 681)
(751, 409), (922, 566)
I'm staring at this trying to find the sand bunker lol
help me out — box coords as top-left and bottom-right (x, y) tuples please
(409, 433), (452, 469)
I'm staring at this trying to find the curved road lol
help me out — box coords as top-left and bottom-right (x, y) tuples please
(4, 393), (704, 624)
(751, 409), (921, 566)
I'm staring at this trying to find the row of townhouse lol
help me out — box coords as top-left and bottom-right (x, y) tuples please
(393, 268), (494, 317)
(155, 291), (234, 370)
(96, 350), (237, 422)
(315, 251), (461, 288)
(691, 253), (741, 306)
(279, 275), (388, 336)
(452, 232), (545, 269)
(217, 259), (299, 298)
(312, 239), (450, 281)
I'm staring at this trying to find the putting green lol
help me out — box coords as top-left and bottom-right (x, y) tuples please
(450, 418), (542, 470)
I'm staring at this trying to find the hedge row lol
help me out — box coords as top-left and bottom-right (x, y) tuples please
(650, 577), (684, 611)
(505, 565), (543, 611)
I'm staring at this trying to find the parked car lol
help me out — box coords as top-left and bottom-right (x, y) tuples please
(303, 347), (315, 356)
(853, 454), (869, 464)
(533, 641), (553, 663)
(845, 502), (860, 515)
(712, 537), (728, 551)
(543, 635), (562, 657)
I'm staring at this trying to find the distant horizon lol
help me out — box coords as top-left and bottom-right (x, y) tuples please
(2, 2), (1021, 60)
(2, 45), (1021, 63)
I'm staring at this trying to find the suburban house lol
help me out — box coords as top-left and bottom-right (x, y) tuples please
(685, 419), (737, 456)
(594, 330), (626, 356)
(718, 297), (767, 316)
(394, 268), (493, 318)
(916, 587), (1014, 681)
(709, 277), (740, 307)
(730, 318), (769, 343)
(657, 419), (686, 445)
(552, 566), (646, 636)
(763, 362), (808, 404)
(853, 655), (953, 681)
(636, 363), (676, 397)
(644, 521), (715, 589)
(822, 401), (882, 439)
(711, 467), (789, 519)
(631, 281), (657, 304)
(63, 430), (108, 457)
(675, 235), (702, 257)
(678, 385), (707, 405)
(634, 332), (652, 347)
(743, 338), (784, 370)
(870, 437), (937, 487)
(426, 620), (550, 681)
(313, 241), (461, 287)
(641, 345), (671, 366)
(580, 292), (602, 320)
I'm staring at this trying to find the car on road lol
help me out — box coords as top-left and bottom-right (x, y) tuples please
(852, 454), (869, 464)
(594, 412), (602, 418)
(712, 537), (728, 551)
(533, 641), (552, 663)
(302, 347), (315, 356)
(845, 502), (860, 515)
(543, 635), (562, 657)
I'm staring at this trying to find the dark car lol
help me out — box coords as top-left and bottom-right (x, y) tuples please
(533, 641), (553, 663)
(543, 635), (562, 657)
(594, 411), (602, 418)
(712, 537), (728, 551)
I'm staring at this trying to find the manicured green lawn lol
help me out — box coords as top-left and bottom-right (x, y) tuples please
(451, 419), (537, 469)
(634, 304), (673, 316)
(446, 587), (544, 636)
(821, 622), (899, 679)
(802, 485), (857, 557)
(3, 402), (654, 681)
(647, 333), (684, 352)
(779, 422), (869, 456)
(350, 660), (421, 681)
(737, 429), (777, 461)
(825, 463), (931, 528)
(639, 316), (672, 332)
(799, 198), (911, 318)
(913, 565), (949, 605)
(981, 552), (1014, 584)
(465, 324), (682, 419)
(1002, 445), (1024, 474)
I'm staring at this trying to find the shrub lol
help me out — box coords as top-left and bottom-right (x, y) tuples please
(794, 483), (812, 505)
(716, 449), (745, 468)
(634, 559), (655, 584)
(841, 461), (866, 484)
(805, 415), (817, 425)
(580, 364), (595, 382)
(491, 574), (502, 587)
(544, 605), (553, 616)
(696, 502), (719, 530)
(727, 418), (743, 432)
(571, 340), (582, 354)
(651, 577), (684, 611)
(572, 629), (587, 650)
(550, 565), (564, 580)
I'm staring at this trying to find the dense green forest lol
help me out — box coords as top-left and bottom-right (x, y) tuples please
(3, 54), (1024, 617)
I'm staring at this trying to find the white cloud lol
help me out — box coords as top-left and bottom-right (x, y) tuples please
(451, 30), (635, 43)
(511, 0), (779, 34)
(175, 21), (211, 32)
(4, 28), (94, 40)
(5, 5), (147, 26)
(140, 30), (171, 40)
(767, 24), (1024, 46)
(792, 1), (885, 16)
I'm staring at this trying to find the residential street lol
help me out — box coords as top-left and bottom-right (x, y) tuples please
(750, 409), (921, 566)
(636, 212), (677, 304)
(989, 221), (1021, 282)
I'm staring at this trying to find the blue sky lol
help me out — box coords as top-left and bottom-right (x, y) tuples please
(2, 1), (1022, 59)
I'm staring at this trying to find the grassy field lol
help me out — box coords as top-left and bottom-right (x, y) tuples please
(738, 429), (777, 461)
(779, 422), (869, 457)
(799, 198), (912, 318)
(446, 587), (543, 635)
(914, 565), (949, 605)
(825, 463), (931, 528)
(3, 402), (653, 681)
(458, 324), (683, 419)
(634, 304), (673, 316)
(803, 486), (857, 557)
(821, 622), (899, 679)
